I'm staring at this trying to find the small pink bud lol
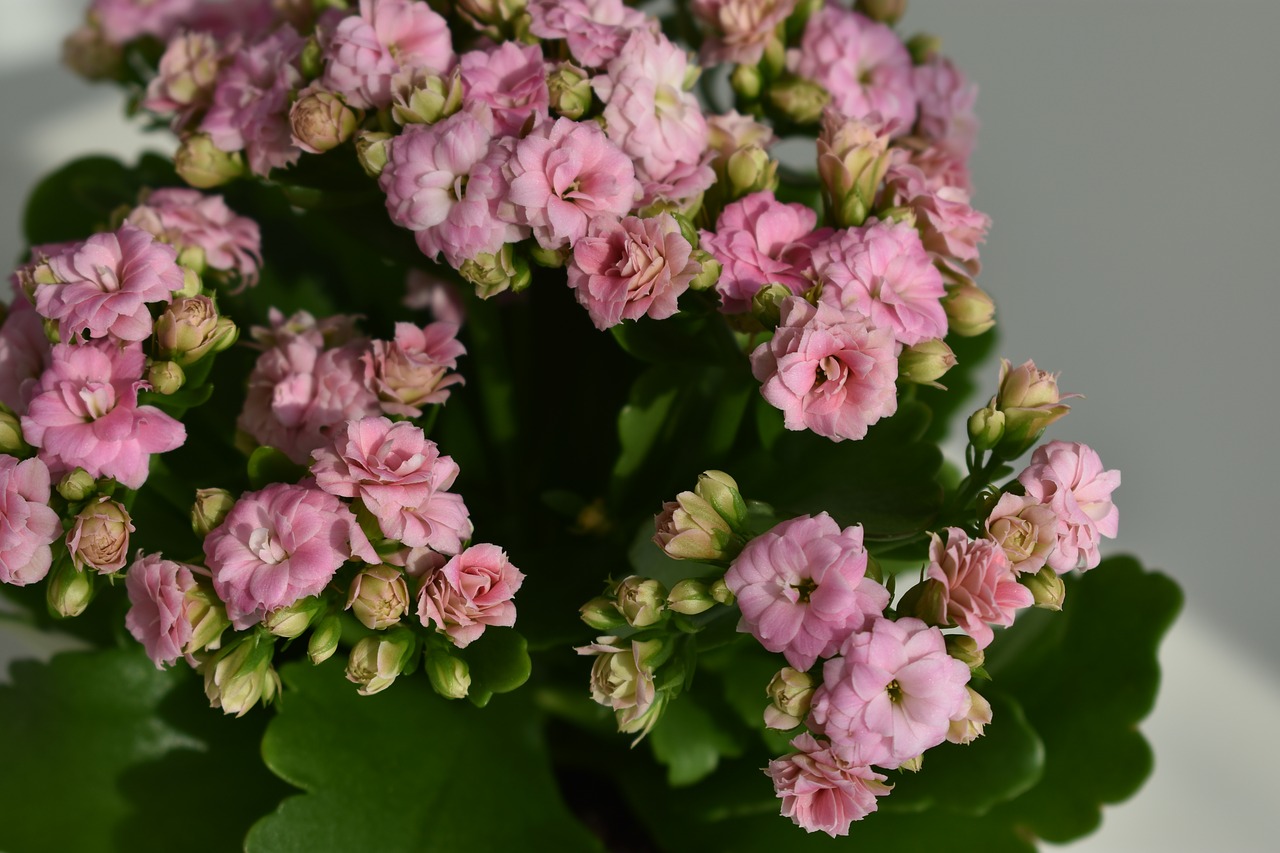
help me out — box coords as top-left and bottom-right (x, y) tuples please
(68, 498), (133, 574)
(346, 566), (411, 630)
(290, 91), (360, 154)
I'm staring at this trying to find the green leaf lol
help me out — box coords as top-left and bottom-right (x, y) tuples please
(247, 446), (307, 489)
(458, 627), (532, 708)
(23, 157), (135, 246)
(246, 660), (602, 853)
(137, 381), (216, 419)
(649, 692), (745, 787)
(0, 647), (287, 853)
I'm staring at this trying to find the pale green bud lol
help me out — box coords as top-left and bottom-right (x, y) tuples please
(47, 561), (94, 619)
(615, 576), (667, 628)
(547, 62), (593, 120)
(203, 634), (279, 717)
(764, 667), (815, 730)
(945, 634), (986, 670)
(751, 282), (793, 329)
(709, 577), (734, 606)
(730, 64), (762, 101)
(174, 134), (244, 188)
(345, 629), (416, 696)
(458, 245), (530, 299)
(947, 686), (993, 745)
(666, 579), (715, 616)
(1024, 566), (1066, 611)
(993, 358), (1072, 458)
(907, 33), (942, 65)
(307, 614), (343, 665)
(192, 488), (235, 537)
(726, 146), (776, 198)
(346, 566), (410, 630)
(265, 595), (326, 639)
(392, 69), (464, 126)
(57, 468), (97, 502)
(529, 244), (569, 269)
(147, 360), (185, 395)
(354, 131), (392, 178)
(943, 282), (996, 337)
(0, 409), (28, 457)
(183, 585), (230, 656)
(579, 595), (626, 631)
(967, 402), (1006, 452)
(424, 647), (471, 700)
(688, 250), (722, 292)
(768, 77), (830, 125)
(694, 470), (749, 531)
(290, 91), (360, 153)
(898, 338), (957, 388)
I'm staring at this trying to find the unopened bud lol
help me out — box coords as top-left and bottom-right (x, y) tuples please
(580, 595), (625, 631)
(69, 498), (133, 574)
(898, 339), (957, 388)
(993, 358), (1072, 459)
(192, 488), (235, 537)
(817, 109), (892, 229)
(155, 295), (229, 365)
(307, 614), (343, 664)
(947, 686), (993, 744)
(148, 360), (185, 395)
(174, 133), (244, 188)
(709, 577), (735, 606)
(354, 131), (392, 178)
(346, 629), (416, 696)
(47, 561), (94, 618)
(967, 402), (1005, 452)
(907, 33), (942, 65)
(176, 244), (206, 275)
(57, 468), (97, 502)
(768, 77), (830, 125)
(547, 62), (593, 120)
(204, 634), (279, 716)
(424, 646), (471, 699)
(730, 64), (762, 101)
(666, 579), (716, 616)
(945, 634), (986, 670)
(695, 470), (748, 531)
(615, 576), (667, 628)
(62, 25), (122, 81)
(458, 245), (530, 299)
(726, 146), (776, 198)
(943, 282), (996, 337)
(174, 266), (202, 298)
(455, 0), (527, 36)
(529, 244), (569, 269)
(899, 754), (925, 772)
(751, 282), (793, 329)
(765, 667), (815, 730)
(346, 565), (411, 630)
(688, 250), (722, 291)
(290, 91), (359, 153)
(265, 595), (325, 638)
(183, 585), (230, 656)
(0, 409), (29, 457)
(855, 0), (907, 26)
(1024, 566), (1066, 611)
(392, 69), (464, 126)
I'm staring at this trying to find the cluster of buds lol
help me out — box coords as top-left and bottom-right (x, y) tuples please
(577, 635), (672, 742)
(652, 470), (751, 564)
(968, 359), (1073, 460)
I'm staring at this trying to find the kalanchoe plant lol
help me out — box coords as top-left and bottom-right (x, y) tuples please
(0, 1), (1180, 851)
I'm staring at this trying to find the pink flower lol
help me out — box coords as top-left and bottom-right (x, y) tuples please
(809, 617), (971, 768)
(505, 117), (640, 250)
(249, 307), (362, 350)
(460, 42), (550, 137)
(126, 188), (262, 287)
(0, 456), (61, 587)
(527, 0), (651, 68)
(205, 482), (377, 629)
(788, 6), (917, 134)
(311, 416), (473, 553)
(363, 322), (465, 417)
(22, 341), (186, 489)
(594, 31), (712, 193)
(35, 225), (184, 342)
(417, 543), (524, 647)
(693, 0), (799, 67)
(883, 161), (989, 279)
(90, 0), (198, 44)
(921, 528), (1033, 649)
(984, 491), (1060, 574)
(201, 26), (306, 177)
(701, 191), (831, 315)
(67, 497), (133, 574)
(0, 295), (52, 415)
(142, 30), (227, 131)
(124, 553), (197, 668)
(725, 513), (889, 671)
(750, 297), (899, 442)
(1018, 441), (1120, 573)
(812, 219), (947, 347)
(913, 55), (979, 159)
(322, 0), (454, 109)
(765, 733), (891, 837)
(567, 213), (700, 330)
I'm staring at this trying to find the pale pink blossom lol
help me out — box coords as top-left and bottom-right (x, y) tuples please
(904, 144), (973, 194)
(201, 26), (306, 177)
(127, 188), (262, 287)
(921, 528), (1033, 649)
(0, 296), (52, 415)
(809, 616), (971, 768)
(750, 297), (899, 443)
(707, 110), (777, 156)
(527, 0), (651, 68)
(205, 482), (377, 629)
(322, 0), (454, 109)
(788, 6), (917, 134)
(22, 341), (186, 489)
(766, 733), (890, 837)
(460, 42), (550, 137)
(812, 219), (947, 347)
(947, 686), (993, 745)
(0, 456), (61, 587)
(505, 117), (640, 250)
(1018, 441), (1120, 573)
(237, 336), (381, 465)
(35, 225), (184, 342)
(363, 322), (465, 417)
(90, 0), (198, 44)
(701, 191), (830, 314)
(142, 30), (227, 131)
(913, 55), (979, 159)
(636, 155), (717, 209)
(249, 307), (362, 350)
(67, 497), (133, 574)
(124, 553), (198, 668)
(594, 31), (712, 194)
(311, 416), (473, 553)
(984, 491), (1060, 574)
(693, 0), (798, 67)
(883, 161), (989, 278)
(417, 543), (524, 647)
(567, 213), (700, 330)
(725, 513), (889, 671)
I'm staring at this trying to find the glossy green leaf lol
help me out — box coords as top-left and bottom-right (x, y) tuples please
(246, 660), (602, 853)
(457, 627), (532, 708)
(649, 692), (745, 787)
(247, 446), (307, 489)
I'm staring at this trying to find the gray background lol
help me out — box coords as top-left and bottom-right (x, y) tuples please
(2, 1), (1277, 850)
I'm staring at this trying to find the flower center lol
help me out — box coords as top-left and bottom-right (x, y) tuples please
(77, 382), (117, 420)
(886, 679), (902, 703)
(248, 527), (288, 565)
(813, 355), (843, 388)
(790, 576), (817, 603)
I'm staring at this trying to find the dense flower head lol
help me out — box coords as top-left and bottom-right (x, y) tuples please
(808, 616), (971, 768)
(21, 340), (186, 489)
(205, 482), (377, 629)
(922, 527), (1034, 649)
(693, 0), (798, 67)
(751, 296), (899, 442)
(460, 42), (550, 137)
(363, 322), (465, 417)
(142, 30), (226, 131)
(527, 0), (652, 69)
(35, 225), (185, 342)
(913, 55), (979, 159)
(725, 512), (889, 671)
(882, 161), (989, 278)
(766, 733), (891, 837)
(567, 213), (700, 330)
(789, 6), (917, 133)
(577, 635), (664, 737)
(127, 188), (262, 287)
(0, 456), (61, 587)
(417, 543), (524, 648)
(1018, 441), (1120, 573)
(322, 0), (455, 110)
(311, 416), (473, 553)
(0, 296), (52, 415)
(812, 219), (948, 347)
(201, 25), (306, 177)
(701, 191), (830, 314)
(124, 553), (197, 668)
(504, 117), (640, 250)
